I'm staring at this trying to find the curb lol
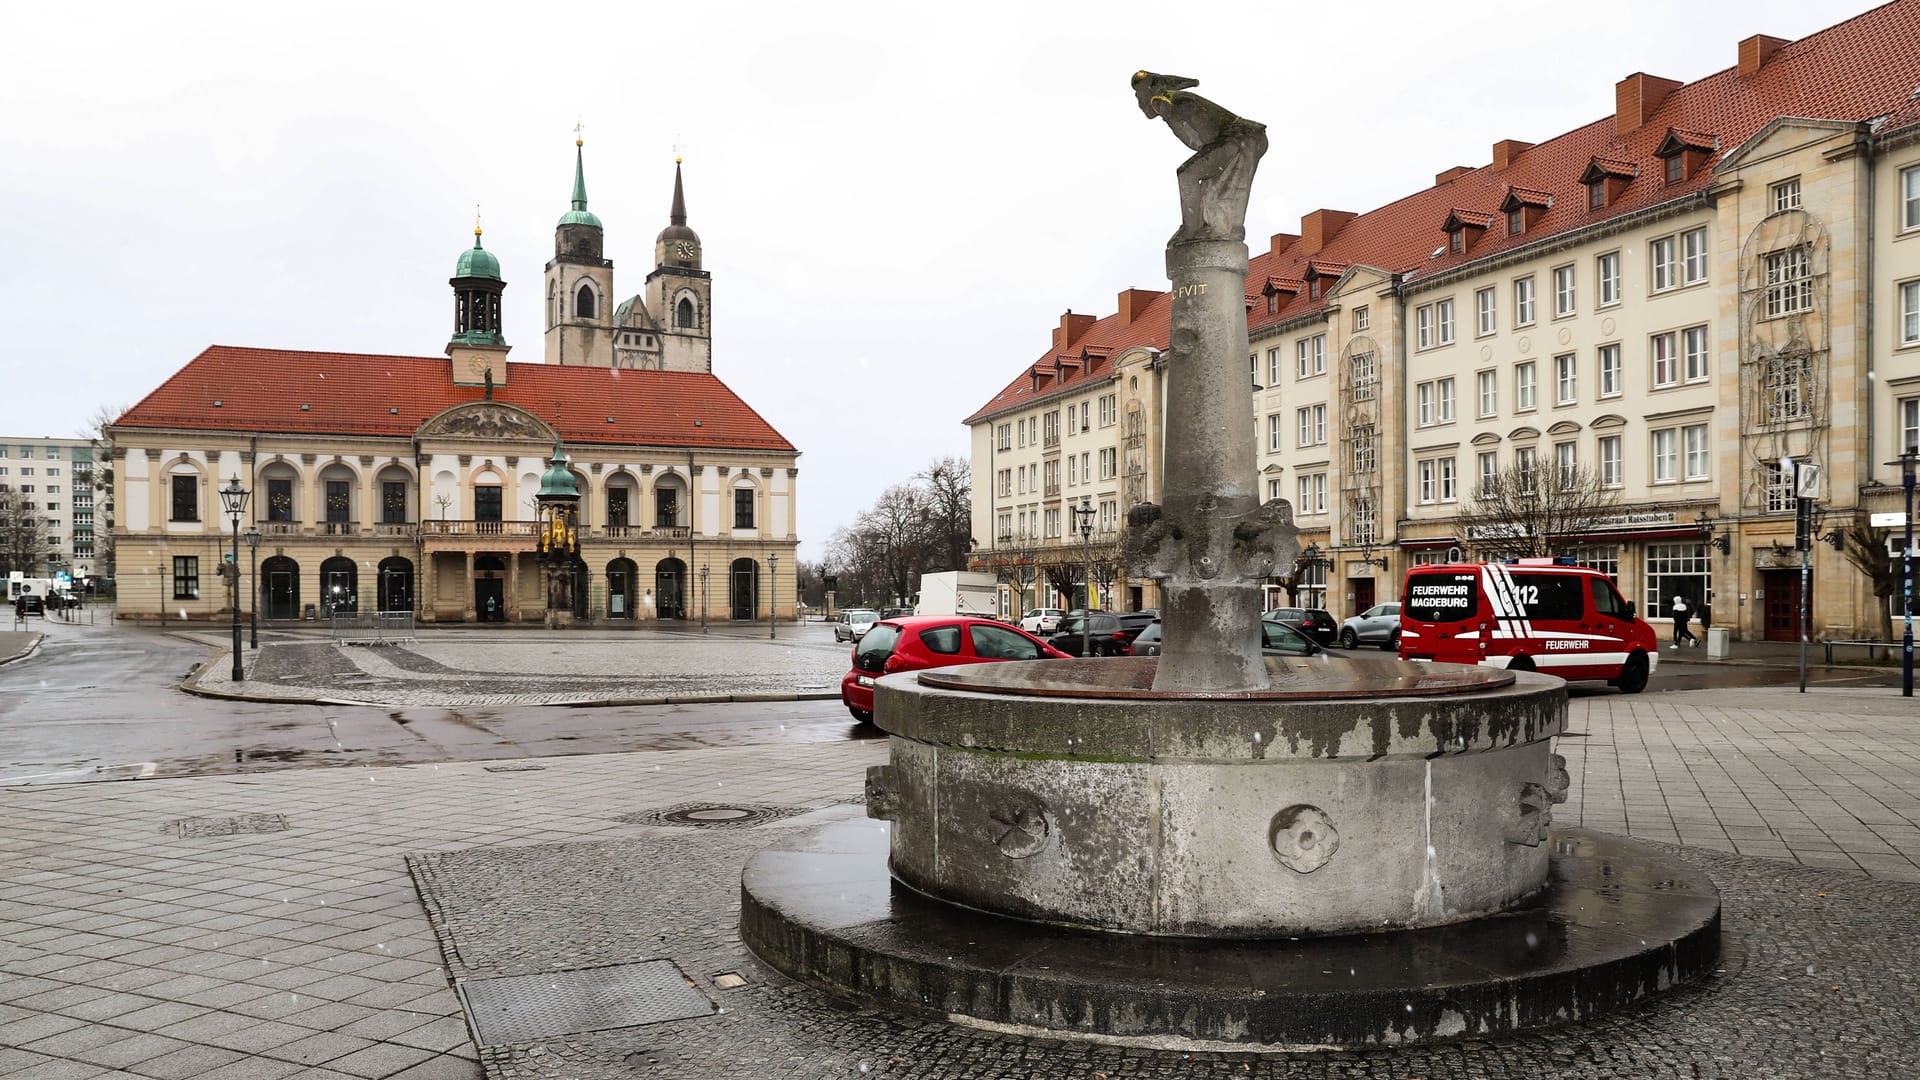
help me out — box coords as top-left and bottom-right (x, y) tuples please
(0, 635), (44, 667)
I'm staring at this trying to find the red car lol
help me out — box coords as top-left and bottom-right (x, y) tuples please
(841, 615), (1069, 724)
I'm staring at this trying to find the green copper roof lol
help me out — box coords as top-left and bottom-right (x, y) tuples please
(557, 142), (603, 229)
(454, 230), (502, 281)
(538, 444), (580, 499)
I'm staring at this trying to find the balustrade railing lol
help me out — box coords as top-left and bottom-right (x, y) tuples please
(420, 520), (538, 537)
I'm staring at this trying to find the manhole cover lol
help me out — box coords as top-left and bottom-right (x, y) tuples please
(482, 763), (547, 773)
(459, 960), (712, 1046)
(616, 803), (798, 829)
(166, 814), (290, 838)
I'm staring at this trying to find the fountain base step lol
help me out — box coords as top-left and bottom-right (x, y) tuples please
(741, 819), (1720, 1049)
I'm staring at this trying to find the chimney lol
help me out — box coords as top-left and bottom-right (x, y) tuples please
(1300, 209), (1357, 257)
(1435, 165), (1474, 186)
(1115, 288), (1164, 327)
(1739, 34), (1790, 78)
(1268, 232), (1299, 259)
(1615, 72), (1682, 136)
(1052, 311), (1097, 352)
(1492, 139), (1534, 171)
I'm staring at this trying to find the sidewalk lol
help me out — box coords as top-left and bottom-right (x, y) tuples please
(2, 684), (1916, 1077)
(0, 630), (41, 667)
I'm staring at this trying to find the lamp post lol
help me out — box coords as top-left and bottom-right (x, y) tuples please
(1891, 453), (1917, 697)
(244, 526), (261, 647)
(769, 552), (779, 639)
(218, 476), (250, 682)
(1071, 499), (1096, 656)
(699, 564), (709, 634)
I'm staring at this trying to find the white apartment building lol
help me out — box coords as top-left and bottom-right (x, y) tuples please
(0, 436), (99, 582)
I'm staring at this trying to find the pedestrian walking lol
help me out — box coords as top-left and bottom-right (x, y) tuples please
(1669, 595), (1696, 649)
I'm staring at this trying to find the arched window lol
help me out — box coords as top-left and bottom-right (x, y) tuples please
(576, 283), (597, 320)
(676, 297), (697, 328)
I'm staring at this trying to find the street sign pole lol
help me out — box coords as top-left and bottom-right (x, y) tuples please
(1797, 496), (1810, 694)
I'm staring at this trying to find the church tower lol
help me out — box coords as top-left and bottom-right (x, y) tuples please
(543, 138), (616, 366)
(645, 160), (713, 373)
(448, 224), (511, 387)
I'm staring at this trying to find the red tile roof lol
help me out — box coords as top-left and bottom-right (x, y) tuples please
(967, 0), (1920, 425)
(115, 346), (795, 452)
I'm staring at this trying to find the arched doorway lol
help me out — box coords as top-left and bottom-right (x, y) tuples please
(475, 554), (506, 622)
(262, 556), (300, 620)
(607, 557), (637, 619)
(655, 557), (687, 619)
(377, 557), (413, 613)
(320, 556), (358, 617)
(731, 557), (759, 621)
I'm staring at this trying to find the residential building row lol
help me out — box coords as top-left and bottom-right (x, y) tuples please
(109, 146), (801, 624)
(0, 436), (99, 582)
(966, 1), (1920, 642)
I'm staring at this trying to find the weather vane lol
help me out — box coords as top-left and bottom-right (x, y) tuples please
(574, 118), (585, 146)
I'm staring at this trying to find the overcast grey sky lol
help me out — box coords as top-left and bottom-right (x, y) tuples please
(0, 0), (1875, 560)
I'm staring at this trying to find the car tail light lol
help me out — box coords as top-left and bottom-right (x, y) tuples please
(881, 654), (906, 675)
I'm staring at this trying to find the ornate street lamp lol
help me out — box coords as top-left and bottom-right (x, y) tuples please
(769, 552), (779, 639)
(244, 526), (261, 647)
(217, 476), (250, 681)
(1071, 499), (1097, 656)
(699, 564), (709, 634)
(534, 443), (581, 629)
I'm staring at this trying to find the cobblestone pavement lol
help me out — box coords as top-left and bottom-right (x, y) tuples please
(3, 686), (1917, 1079)
(181, 624), (852, 707)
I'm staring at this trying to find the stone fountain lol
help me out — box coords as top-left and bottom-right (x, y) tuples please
(740, 73), (1719, 1048)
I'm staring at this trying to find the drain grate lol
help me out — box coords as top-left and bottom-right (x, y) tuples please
(482, 763), (547, 773)
(615, 803), (799, 829)
(459, 960), (712, 1046)
(166, 814), (290, 838)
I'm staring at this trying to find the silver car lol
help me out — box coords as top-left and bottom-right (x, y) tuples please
(834, 609), (880, 643)
(1340, 602), (1402, 651)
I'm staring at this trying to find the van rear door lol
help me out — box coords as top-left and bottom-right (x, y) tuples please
(1400, 569), (1483, 662)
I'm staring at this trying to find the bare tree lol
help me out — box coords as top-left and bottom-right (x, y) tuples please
(1456, 462), (1623, 561)
(1834, 514), (1905, 640)
(989, 531), (1042, 619)
(915, 457), (973, 573)
(85, 404), (122, 583)
(0, 487), (50, 578)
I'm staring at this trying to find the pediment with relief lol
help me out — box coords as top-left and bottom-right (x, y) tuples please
(417, 402), (557, 443)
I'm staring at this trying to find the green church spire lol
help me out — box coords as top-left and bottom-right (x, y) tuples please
(557, 136), (603, 229)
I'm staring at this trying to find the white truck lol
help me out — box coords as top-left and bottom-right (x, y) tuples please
(916, 571), (1001, 619)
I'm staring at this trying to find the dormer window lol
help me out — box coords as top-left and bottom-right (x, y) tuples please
(1507, 209), (1524, 235)
(1441, 210), (1493, 253)
(1500, 187), (1551, 235)
(1450, 229), (1464, 253)
(1267, 293), (1278, 313)
(1308, 278), (1320, 300)
(1580, 157), (1638, 210)
(1654, 129), (1714, 188)
(1665, 155), (1684, 184)
(1588, 182), (1606, 210)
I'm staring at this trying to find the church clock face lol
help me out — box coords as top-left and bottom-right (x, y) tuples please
(675, 241), (695, 258)
(468, 355), (490, 380)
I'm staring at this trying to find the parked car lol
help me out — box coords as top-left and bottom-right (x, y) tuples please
(14, 594), (45, 617)
(1131, 618), (1335, 658)
(1018, 607), (1068, 635)
(1262, 606), (1338, 647)
(1045, 612), (1135, 657)
(834, 609), (880, 642)
(842, 615), (1068, 723)
(1340, 602), (1403, 651)
(1116, 611), (1158, 641)
(880, 606), (915, 619)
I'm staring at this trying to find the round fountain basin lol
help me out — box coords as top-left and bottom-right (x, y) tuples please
(867, 656), (1566, 937)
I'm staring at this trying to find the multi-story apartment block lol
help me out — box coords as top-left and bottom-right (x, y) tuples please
(0, 436), (99, 583)
(968, 1), (1920, 641)
(110, 146), (799, 624)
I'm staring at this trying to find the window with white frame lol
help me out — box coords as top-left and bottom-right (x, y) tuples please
(1516, 446), (1538, 493)
(1354, 305), (1369, 331)
(1297, 334), (1327, 377)
(1652, 331), (1679, 387)
(1651, 236), (1677, 292)
(1598, 251), (1621, 306)
(1900, 281), (1919, 346)
(1906, 166), (1920, 231)
(1440, 457), (1457, 501)
(1250, 354), (1259, 387)
(1349, 495), (1378, 546)
(1068, 455), (1078, 485)
(1297, 403), (1326, 446)
(1643, 543), (1712, 621)
(1067, 404), (1076, 432)
(1681, 226), (1709, 285)
(1418, 382), (1435, 426)
(1268, 413), (1285, 452)
(1556, 442), (1577, 490)
(1080, 450), (1091, 483)
(1297, 472), (1327, 514)
(1477, 369), (1498, 417)
(1568, 546), (1620, 578)
(1763, 461), (1795, 512)
(1478, 451), (1499, 496)
(1268, 346), (1284, 387)
(1652, 428), (1678, 482)
(1764, 247), (1813, 317)
(1764, 354), (1811, 422)
(1598, 343), (1622, 397)
(1045, 508), (1060, 537)
(1100, 499), (1117, 532)
(1351, 426), (1376, 473)
(1436, 299), (1455, 345)
(1683, 423), (1709, 481)
(1477, 287), (1496, 335)
(1098, 447), (1116, 479)
(1553, 265), (1576, 317)
(1437, 377), (1455, 422)
(1349, 351), (1377, 401)
(1418, 459), (1439, 504)
(1770, 177), (1801, 212)
(1099, 394), (1117, 427)
(1516, 361), (1537, 411)
(1416, 305), (1434, 350)
(999, 469), (1012, 496)
(1554, 353), (1577, 404)
(1683, 325), (1711, 382)
(1599, 434), (1622, 488)
(1903, 396), (1920, 455)
(1514, 276), (1536, 326)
